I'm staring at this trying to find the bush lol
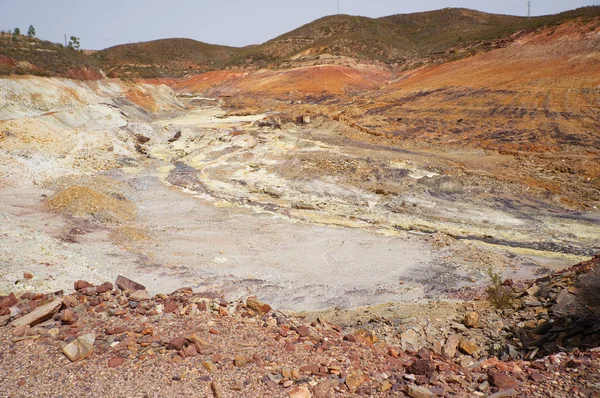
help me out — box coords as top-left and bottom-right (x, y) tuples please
(486, 266), (515, 309)
(575, 266), (600, 326)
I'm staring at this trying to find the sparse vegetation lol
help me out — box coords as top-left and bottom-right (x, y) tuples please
(68, 36), (81, 50)
(27, 25), (36, 38)
(486, 266), (515, 309)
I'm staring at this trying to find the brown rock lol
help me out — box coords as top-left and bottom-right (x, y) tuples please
(313, 378), (332, 398)
(202, 361), (217, 372)
(285, 341), (296, 352)
(400, 329), (420, 352)
(129, 289), (151, 302)
(0, 293), (17, 311)
(96, 282), (113, 294)
(300, 364), (320, 374)
(409, 359), (434, 376)
(23, 273), (33, 280)
(62, 333), (95, 362)
(463, 311), (480, 328)
(459, 339), (479, 356)
(183, 345), (198, 357)
(108, 357), (125, 368)
(379, 380), (393, 392)
(115, 275), (146, 292)
(246, 296), (271, 315)
(345, 372), (367, 390)
(297, 325), (310, 337)
(105, 325), (127, 335)
(11, 298), (62, 327)
(443, 334), (460, 358)
(167, 337), (186, 351)
(355, 328), (378, 345)
(74, 280), (93, 291)
(488, 372), (520, 390)
(234, 355), (251, 367)
(60, 308), (78, 325)
(211, 381), (223, 398)
(289, 386), (311, 398)
(12, 324), (30, 337)
(406, 384), (434, 398)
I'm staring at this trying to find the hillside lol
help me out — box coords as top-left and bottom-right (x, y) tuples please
(92, 38), (241, 78)
(228, 6), (600, 67)
(0, 33), (102, 79)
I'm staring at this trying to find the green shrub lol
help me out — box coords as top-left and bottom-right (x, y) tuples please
(486, 266), (515, 309)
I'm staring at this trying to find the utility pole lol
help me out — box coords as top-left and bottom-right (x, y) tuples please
(64, 34), (67, 46)
(527, 1), (531, 18)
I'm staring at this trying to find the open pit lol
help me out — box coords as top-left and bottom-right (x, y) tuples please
(1, 77), (597, 312)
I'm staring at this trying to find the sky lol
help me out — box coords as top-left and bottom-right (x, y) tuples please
(0, 0), (598, 50)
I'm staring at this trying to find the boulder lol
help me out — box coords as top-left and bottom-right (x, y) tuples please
(115, 275), (146, 292)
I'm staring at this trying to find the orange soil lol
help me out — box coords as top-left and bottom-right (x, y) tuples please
(150, 65), (392, 98)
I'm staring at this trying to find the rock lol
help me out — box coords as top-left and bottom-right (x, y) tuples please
(409, 359), (433, 376)
(406, 384), (434, 398)
(74, 280), (93, 291)
(355, 328), (378, 344)
(488, 372), (520, 390)
(211, 381), (223, 398)
(62, 333), (95, 362)
(312, 378), (332, 398)
(297, 325), (310, 337)
(167, 337), (186, 351)
(246, 296), (271, 315)
(379, 380), (393, 392)
(115, 275), (146, 292)
(486, 389), (517, 398)
(443, 334), (460, 358)
(129, 290), (151, 302)
(202, 361), (217, 372)
(168, 131), (182, 143)
(459, 339), (479, 356)
(289, 386), (311, 398)
(96, 282), (113, 294)
(553, 288), (578, 314)
(234, 355), (251, 367)
(11, 299), (62, 327)
(23, 272), (33, 279)
(463, 312), (480, 328)
(525, 284), (540, 296)
(0, 314), (10, 326)
(0, 293), (17, 312)
(346, 372), (367, 390)
(60, 308), (78, 325)
(108, 357), (125, 368)
(400, 329), (420, 352)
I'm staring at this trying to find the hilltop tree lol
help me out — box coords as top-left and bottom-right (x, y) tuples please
(12, 27), (20, 41)
(68, 36), (80, 50)
(27, 25), (36, 38)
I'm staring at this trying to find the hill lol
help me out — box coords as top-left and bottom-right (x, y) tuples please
(0, 33), (102, 79)
(230, 6), (600, 67)
(92, 38), (241, 78)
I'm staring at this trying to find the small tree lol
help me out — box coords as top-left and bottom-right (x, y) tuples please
(27, 25), (36, 38)
(12, 27), (20, 41)
(68, 36), (80, 50)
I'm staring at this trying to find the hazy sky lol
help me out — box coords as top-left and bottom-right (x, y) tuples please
(0, 0), (598, 50)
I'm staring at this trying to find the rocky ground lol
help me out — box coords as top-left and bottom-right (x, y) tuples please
(1, 257), (599, 397)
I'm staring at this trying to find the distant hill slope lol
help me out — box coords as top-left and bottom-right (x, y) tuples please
(229, 6), (600, 67)
(0, 33), (102, 79)
(92, 38), (241, 78)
